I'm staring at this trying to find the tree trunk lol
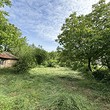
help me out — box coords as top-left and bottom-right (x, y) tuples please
(88, 58), (92, 72)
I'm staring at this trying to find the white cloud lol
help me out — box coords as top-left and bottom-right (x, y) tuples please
(4, 0), (110, 51)
(7, 0), (100, 40)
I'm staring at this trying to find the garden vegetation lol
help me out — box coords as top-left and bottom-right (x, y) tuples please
(0, 0), (110, 109)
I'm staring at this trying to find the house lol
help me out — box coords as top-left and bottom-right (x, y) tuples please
(0, 52), (18, 68)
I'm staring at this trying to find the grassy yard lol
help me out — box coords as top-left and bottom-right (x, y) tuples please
(0, 67), (110, 110)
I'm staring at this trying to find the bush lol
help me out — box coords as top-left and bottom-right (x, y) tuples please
(70, 61), (86, 71)
(35, 48), (48, 65)
(14, 54), (36, 73)
(46, 60), (57, 67)
(92, 70), (110, 82)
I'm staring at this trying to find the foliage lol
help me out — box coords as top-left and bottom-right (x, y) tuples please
(45, 51), (59, 67)
(92, 70), (110, 82)
(14, 44), (36, 73)
(34, 47), (48, 65)
(0, 0), (26, 52)
(91, 0), (110, 70)
(46, 59), (57, 67)
(57, 0), (110, 72)
(0, 0), (11, 7)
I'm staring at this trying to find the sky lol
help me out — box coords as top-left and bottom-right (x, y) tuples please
(4, 0), (109, 51)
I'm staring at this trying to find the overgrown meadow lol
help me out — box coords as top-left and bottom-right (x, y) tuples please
(0, 67), (110, 110)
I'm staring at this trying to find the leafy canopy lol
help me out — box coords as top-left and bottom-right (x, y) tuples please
(57, 0), (110, 71)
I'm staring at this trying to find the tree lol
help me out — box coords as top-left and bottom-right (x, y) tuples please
(34, 47), (48, 65)
(57, 13), (94, 71)
(0, 0), (25, 52)
(0, 0), (11, 7)
(57, 0), (110, 71)
(91, 0), (110, 70)
(0, 0), (11, 51)
(14, 43), (36, 73)
(46, 51), (59, 67)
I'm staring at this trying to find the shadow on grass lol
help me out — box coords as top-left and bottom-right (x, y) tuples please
(0, 68), (14, 75)
(27, 73), (110, 108)
(0, 67), (110, 109)
(1, 68), (110, 95)
(58, 75), (81, 82)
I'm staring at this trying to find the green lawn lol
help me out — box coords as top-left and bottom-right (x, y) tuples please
(0, 67), (110, 110)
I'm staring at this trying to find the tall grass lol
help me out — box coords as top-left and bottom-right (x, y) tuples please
(0, 67), (110, 110)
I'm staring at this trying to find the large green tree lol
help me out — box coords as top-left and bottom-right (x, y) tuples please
(0, 0), (26, 52)
(57, 0), (110, 71)
(91, 0), (110, 70)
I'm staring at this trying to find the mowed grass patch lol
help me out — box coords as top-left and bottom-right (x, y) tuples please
(0, 67), (110, 110)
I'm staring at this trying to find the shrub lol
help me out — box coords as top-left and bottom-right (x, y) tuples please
(47, 60), (57, 67)
(35, 48), (48, 65)
(92, 70), (110, 82)
(14, 54), (36, 73)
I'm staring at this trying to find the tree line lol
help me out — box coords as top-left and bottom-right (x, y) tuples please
(0, 0), (58, 73)
(0, 0), (110, 81)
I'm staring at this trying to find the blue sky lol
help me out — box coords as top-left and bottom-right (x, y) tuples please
(4, 0), (109, 51)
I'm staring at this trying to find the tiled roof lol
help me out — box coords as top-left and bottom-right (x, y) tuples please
(0, 52), (18, 60)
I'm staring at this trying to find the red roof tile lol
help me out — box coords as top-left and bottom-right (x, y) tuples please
(0, 52), (18, 60)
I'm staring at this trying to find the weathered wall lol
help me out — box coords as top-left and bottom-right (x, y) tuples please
(0, 60), (17, 68)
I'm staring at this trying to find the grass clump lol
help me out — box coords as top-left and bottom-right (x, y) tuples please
(38, 93), (80, 110)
